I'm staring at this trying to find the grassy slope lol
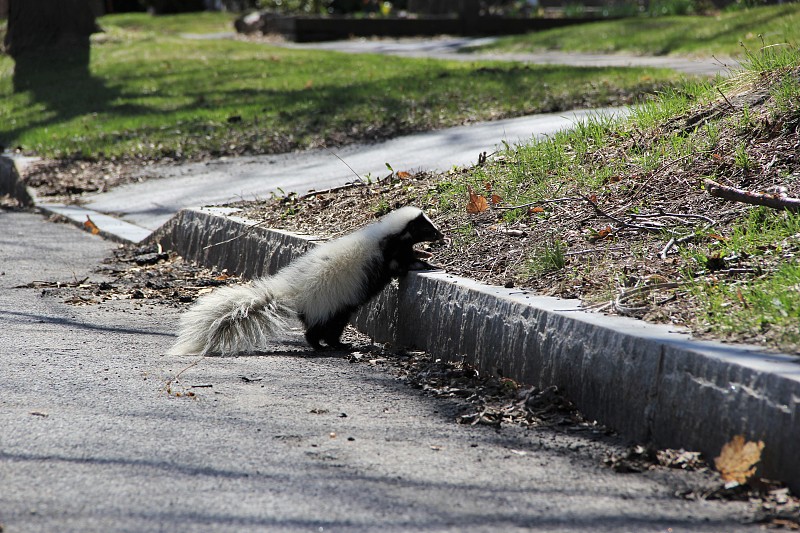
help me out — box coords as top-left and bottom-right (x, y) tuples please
(0, 12), (682, 160)
(479, 4), (800, 57)
(444, 47), (800, 351)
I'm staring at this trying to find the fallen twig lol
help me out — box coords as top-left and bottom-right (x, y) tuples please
(704, 179), (800, 213)
(630, 209), (716, 226)
(716, 87), (737, 111)
(15, 277), (90, 289)
(493, 196), (584, 211)
(582, 195), (662, 234)
(326, 148), (367, 186)
(659, 222), (715, 259)
(659, 237), (678, 259)
(201, 218), (273, 251)
(614, 282), (681, 317)
(297, 180), (366, 201)
(164, 355), (208, 397)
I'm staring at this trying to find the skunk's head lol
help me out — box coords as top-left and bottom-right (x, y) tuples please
(383, 206), (443, 244)
(373, 207), (443, 273)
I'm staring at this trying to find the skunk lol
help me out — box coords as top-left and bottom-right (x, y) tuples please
(169, 206), (443, 355)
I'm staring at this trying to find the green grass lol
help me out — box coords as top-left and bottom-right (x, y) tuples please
(684, 208), (800, 347)
(525, 238), (568, 275)
(0, 12), (686, 160)
(97, 11), (237, 35)
(477, 4), (800, 57)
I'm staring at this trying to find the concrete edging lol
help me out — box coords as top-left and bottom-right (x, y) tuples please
(36, 204), (152, 244)
(153, 206), (800, 491)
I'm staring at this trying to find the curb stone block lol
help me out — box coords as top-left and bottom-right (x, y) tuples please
(153, 207), (800, 492)
(151, 207), (315, 277)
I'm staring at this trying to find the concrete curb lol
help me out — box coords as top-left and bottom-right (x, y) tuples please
(37, 203), (152, 244)
(153, 206), (800, 492)
(1, 156), (151, 244)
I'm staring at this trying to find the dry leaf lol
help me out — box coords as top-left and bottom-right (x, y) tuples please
(490, 194), (502, 205)
(466, 186), (489, 214)
(714, 434), (765, 485)
(595, 226), (612, 239)
(84, 216), (100, 235)
(484, 181), (493, 191)
(304, 79), (314, 89)
(529, 206), (545, 214)
(396, 171), (411, 179)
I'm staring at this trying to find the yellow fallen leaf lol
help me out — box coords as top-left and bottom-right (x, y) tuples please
(714, 434), (764, 485)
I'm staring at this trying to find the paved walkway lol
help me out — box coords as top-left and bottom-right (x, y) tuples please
(280, 36), (739, 77)
(196, 33), (739, 76)
(54, 107), (627, 236)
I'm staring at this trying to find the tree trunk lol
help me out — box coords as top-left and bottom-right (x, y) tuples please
(5, 0), (99, 91)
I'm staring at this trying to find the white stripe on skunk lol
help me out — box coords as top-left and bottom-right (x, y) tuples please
(169, 206), (443, 355)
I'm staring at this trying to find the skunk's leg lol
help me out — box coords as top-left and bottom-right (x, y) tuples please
(320, 310), (353, 349)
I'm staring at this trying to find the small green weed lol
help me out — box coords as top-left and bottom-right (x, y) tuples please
(733, 141), (752, 170)
(677, 208), (800, 350)
(525, 239), (568, 275)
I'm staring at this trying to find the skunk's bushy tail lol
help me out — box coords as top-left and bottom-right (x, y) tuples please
(168, 278), (294, 356)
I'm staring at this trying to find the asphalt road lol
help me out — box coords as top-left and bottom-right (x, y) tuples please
(0, 209), (758, 532)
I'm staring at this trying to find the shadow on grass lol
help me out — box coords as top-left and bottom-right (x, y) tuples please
(2, 45), (669, 159)
(2, 47), (148, 156)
